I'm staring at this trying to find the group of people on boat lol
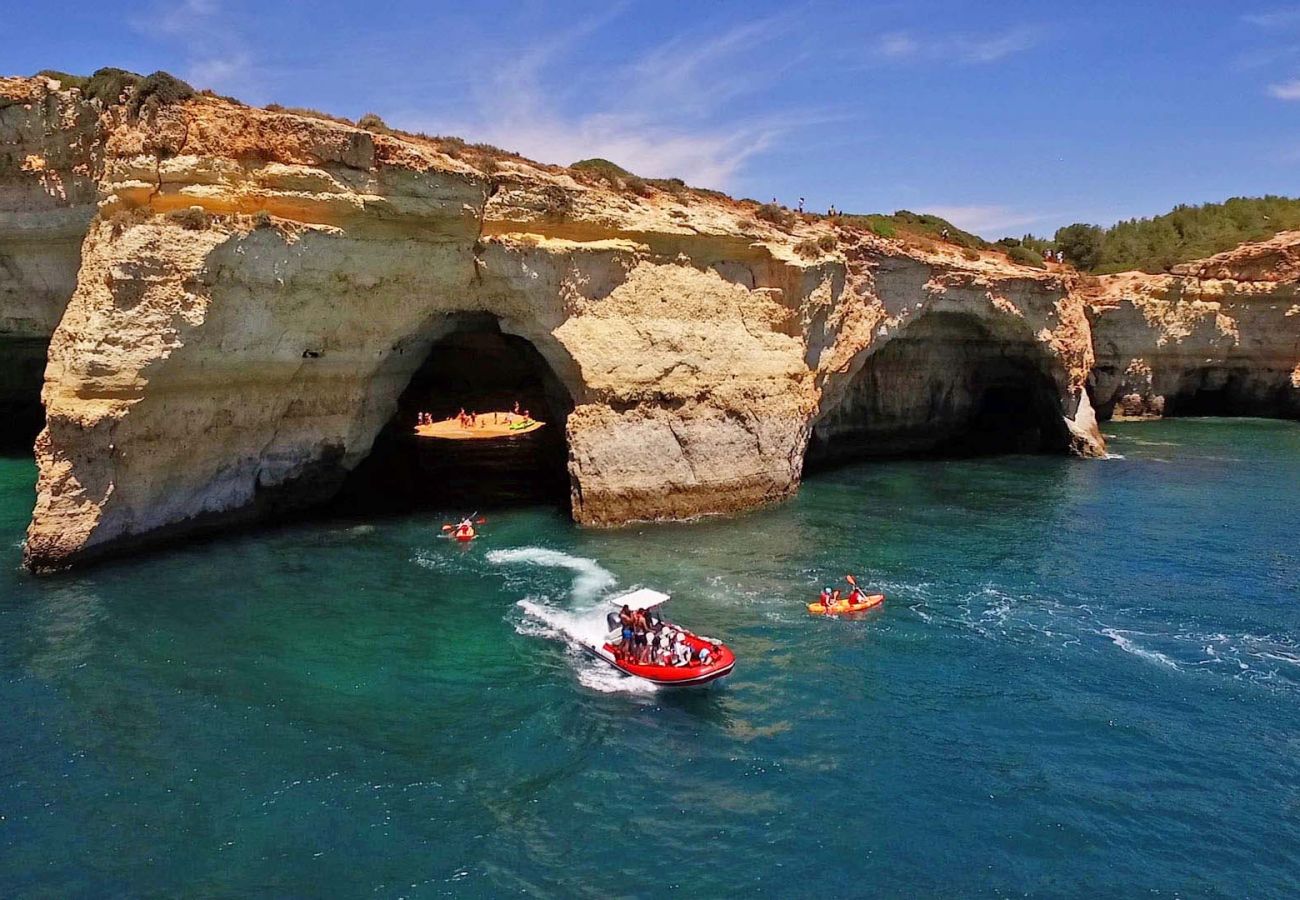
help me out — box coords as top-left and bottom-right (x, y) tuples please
(612, 605), (718, 668)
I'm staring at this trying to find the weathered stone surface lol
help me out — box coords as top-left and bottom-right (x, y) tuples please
(1085, 234), (1300, 420)
(0, 75), (1293, 570)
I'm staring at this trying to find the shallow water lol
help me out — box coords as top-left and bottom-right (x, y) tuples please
(2, 419), (1298, 896)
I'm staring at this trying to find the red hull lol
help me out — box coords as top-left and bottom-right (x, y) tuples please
(596, 633), (736, 686)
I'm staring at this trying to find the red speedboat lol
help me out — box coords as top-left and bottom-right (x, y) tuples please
(586, 589), (736, 687)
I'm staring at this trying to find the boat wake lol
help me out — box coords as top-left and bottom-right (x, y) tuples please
(490, 547), (657, 694)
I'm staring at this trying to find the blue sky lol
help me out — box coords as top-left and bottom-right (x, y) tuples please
(10, 1), (1300, 236)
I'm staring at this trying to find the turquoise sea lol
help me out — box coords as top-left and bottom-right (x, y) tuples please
(2, 419), (1298, 897)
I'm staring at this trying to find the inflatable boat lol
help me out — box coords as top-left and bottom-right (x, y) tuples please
(807, 592), (885, 616)
(586, 589), (736, 687)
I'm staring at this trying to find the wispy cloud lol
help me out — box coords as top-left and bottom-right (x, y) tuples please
(393, 12), (828, 189)
(130, 0), (263, 100)
(918, 204), (1058, 237)
(874, 26), (1044, 65)
(1267, 77), (1300, 98)
(1242, 8), (1300, 27)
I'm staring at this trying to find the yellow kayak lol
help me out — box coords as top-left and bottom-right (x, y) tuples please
(807, 593), (885, 616)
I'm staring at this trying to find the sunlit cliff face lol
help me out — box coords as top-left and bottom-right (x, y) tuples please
(2, 75), (1296, 569)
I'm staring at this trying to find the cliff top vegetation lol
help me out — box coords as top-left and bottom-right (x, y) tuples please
(1032, 196), (1300, 274)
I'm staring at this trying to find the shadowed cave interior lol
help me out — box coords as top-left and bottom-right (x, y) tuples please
(332, 317), (575, 515)
(0, 336), (48, 456)
(805, 312), (1071, 471)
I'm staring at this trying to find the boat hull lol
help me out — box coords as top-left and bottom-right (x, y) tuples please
(583, 639), (736, 687)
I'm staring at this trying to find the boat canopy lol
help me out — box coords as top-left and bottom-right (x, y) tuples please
(609, 588), (670, 609)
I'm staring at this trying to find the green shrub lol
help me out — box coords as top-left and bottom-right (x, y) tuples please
(794, 238), (820, 258)
(85, 67), (141, 105)
(756, 203), (794, 228)
(1007, 245), (1046, 268)
(356, 112), (389, 132)
(817, 233), (838, 251)
(995, 237), (1021, 248)
(36, 70), (89, 91)
(961, 247), (981, 261)
(866, 218), (896, 238)
(127, 71), (195, 116)
(167, 206), (211, 230)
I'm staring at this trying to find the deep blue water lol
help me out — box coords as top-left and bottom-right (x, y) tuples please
(1, 419), (1298, 897)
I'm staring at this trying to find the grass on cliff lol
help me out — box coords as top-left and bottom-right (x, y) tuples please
(834, 210), (989, 251)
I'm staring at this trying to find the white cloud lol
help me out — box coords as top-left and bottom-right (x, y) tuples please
(873, 26), (1043, 65)
(1267, 77), (1300, 98)
(394, 13), (824, 189)
(917, 205), (1057, 237)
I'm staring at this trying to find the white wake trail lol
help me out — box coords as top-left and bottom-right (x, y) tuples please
(491, 547), (657, 694)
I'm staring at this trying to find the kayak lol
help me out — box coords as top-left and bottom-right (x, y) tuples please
(585, 588), (736, 687)
(454, 531), (476, 543)
(807, 593), (885, 616)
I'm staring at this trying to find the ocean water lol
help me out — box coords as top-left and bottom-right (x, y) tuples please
(1, 419), (1298, 897)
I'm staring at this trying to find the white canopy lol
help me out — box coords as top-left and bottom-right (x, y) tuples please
(609, 588), (671, 609)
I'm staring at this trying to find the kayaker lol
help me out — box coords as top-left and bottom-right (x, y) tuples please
(819, 587), (833, 608)
(830, 588), (841, 604)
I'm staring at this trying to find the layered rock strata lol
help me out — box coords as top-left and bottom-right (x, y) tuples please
(1086, 233), (1300, 419)
(0, 75), (1293, 570)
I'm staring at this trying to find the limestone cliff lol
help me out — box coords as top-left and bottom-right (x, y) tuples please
(1086, 232), (1300, 419)
(0, 74), (1292, 571)
(0, 77), (100, 448)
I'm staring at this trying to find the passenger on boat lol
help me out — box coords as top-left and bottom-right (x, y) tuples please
(618, 605), (635, 657)
(633, 609), (650, 662)
(696, 642), (719, 666)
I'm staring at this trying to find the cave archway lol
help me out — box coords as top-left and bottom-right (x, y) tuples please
(1161, 366), (1299, 419)
(333, 315), (576, 514)
(806, 311), (1071, 471)
(0, 336), (49, 456)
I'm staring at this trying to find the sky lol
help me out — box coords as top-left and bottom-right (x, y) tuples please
(8, 0), (1300, 237)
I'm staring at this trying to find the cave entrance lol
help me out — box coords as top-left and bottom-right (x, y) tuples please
(805, 312), (1070, 471)
(1163, 367), (1296, 418)
(0, 336), (49, 456)
(333, 316), (575, 515)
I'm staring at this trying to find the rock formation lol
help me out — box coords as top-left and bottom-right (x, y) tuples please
(0, 74), (1294, 570)
(1086, 232), (1300, 419)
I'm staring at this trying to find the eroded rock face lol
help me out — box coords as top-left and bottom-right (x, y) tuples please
(1086, 233), (1300, 421)
(5, 75), (1290, 570)
(0, 77), (100, 450)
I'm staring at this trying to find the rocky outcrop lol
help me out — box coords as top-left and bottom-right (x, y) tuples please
(1086, 233), (1300, 420)
(5, 74), (1292, 570)
(0, 77), (100, 448)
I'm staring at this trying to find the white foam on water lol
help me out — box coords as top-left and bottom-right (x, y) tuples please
(494, 548), (658, 694)
(487, 547), (616, 604)
(1101, 628), (1182, 671)
(1102, 452), (1126, 460)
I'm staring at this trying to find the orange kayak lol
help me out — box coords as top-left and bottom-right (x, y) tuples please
(807, 593), (885, 616)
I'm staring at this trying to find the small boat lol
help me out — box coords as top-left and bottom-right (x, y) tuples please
(807, 592), (885, 616)
(585, 588), (736, 687)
